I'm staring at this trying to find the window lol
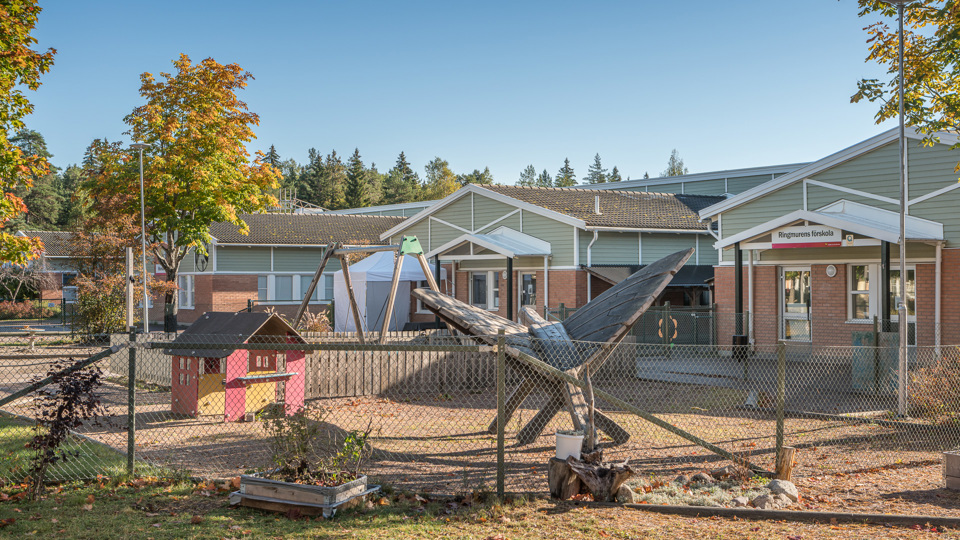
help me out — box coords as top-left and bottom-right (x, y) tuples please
(62, 273), (78, 303)
(299, 275), (319, 301)
(521, 273), (537, 307)
(323, 274), (334, 300)
(275, 276), (293, 301)
(249, 353), (276, 372)
(847, 264), (916, 321)
(471, 271), (502, 312)
(849, 265), (869, 320)
(178, 275), (195, 309)
(258, 276), (268, 301)
(416, 280), (431, 313)
(472, 273), (487, 309)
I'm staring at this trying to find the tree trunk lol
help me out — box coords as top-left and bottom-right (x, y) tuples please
(164, 274), (178, 332)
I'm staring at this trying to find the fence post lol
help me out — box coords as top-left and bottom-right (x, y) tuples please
(127, 330), (137, 476)
(662, 301), (671, 353)
(496, 328), (505, 499)
(775, 341), (786, 470)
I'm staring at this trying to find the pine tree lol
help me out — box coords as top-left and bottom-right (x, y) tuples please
(660, 149), (688, 177)
(585, 153), (608, 184)
(609, 166), (622, 183)
(536, 169), (553, 187)
(555, 158), (576, 187)
(383, 151), (420, 204)
(518, 164), (537, 186)
(263, 144), (281, 168)
(318, 150), (347, 209)
(366, 162), (384, 206)
(344, 148), (368, 209)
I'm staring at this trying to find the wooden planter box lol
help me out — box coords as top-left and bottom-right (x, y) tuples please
(229, 474), (378, 517)
(945, 451), (960, 490)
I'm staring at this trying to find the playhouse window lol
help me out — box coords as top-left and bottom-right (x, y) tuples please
(249, 353), (276, 372)
(179, 358), (184, 370)
(203, 358), (221, 375)
(179, 373), (185, 385)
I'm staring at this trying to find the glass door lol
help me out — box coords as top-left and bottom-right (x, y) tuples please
(781, 267), (812, 341)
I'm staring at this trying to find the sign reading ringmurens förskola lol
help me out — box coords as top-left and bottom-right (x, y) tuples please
(771, 225), (842, 249)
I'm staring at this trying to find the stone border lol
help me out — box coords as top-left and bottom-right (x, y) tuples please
(564, 501), (960, 529)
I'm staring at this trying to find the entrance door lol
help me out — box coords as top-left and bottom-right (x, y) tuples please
(780, 267), (811, 341)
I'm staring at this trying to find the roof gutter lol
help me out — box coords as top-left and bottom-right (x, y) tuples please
(583, 226), (710, 234)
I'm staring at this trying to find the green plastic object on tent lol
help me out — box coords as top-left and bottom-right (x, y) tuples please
(399, 236), (424, 256)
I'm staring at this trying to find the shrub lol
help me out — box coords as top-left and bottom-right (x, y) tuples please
(0, 301), (58, 320)
(910, 350), (960, 421)
(28, 358), (105, 499)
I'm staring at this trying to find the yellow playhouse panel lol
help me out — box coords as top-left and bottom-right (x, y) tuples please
(244, 370), (277, 416)
(197, 373), (225, 416)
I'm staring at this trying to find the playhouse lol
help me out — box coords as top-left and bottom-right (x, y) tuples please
(165, 312), (309, 422)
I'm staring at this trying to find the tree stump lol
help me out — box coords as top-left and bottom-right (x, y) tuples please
(548, 457), (582, 500)
(565, 453), (634, 502)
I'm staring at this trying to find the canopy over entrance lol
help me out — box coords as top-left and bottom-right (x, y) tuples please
(715, 199), (944, 250)
(426, 227), (551, 260)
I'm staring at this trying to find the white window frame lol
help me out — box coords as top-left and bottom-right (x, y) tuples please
(416, 280), (431, 314)
(178, 274), (195, 310)
(520, 272), (537, 307)
(260, 273), (334, 304)
(470, 271), (500, 312)
(846, 263), (917, 323)
(61, 272), (78, 304)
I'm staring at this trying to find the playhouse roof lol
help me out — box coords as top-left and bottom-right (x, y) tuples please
(164, 312), (306, 358)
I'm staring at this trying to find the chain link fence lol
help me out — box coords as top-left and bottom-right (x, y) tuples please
(0, 329), (958, 504)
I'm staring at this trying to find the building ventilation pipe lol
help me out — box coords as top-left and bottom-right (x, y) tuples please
(595, 195), (601, 215)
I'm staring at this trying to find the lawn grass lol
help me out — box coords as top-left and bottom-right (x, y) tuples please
(0, 414), (166, 484)
(0, 479), (951, 539)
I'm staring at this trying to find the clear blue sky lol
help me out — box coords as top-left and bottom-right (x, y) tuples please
(28, 0), (891, 184)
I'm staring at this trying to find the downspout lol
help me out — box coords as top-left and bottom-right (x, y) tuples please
(587, 230), (599, 302)
(748, 250), (754, 345)
(543, 255), (549, 317)
(936, 241), (942, 354)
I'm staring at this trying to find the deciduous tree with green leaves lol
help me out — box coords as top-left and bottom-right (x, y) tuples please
(660, 149), (688, 177)
(458, 167), (493, 186)
(517, 164), (537, 186)
(0, 0), (55, 263)
(852, 1), (960, 154)
(84, 55), (280, 330)
(424, 157), (459, 199)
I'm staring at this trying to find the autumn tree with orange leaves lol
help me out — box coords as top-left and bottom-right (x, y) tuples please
(853, 1), (960, 149)
(83, 55), (280, 330)
(0, 0), (55, 264)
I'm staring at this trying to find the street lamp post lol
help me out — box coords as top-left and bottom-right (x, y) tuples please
(130, 143), (151, 334)
(881, 0), (909, 416)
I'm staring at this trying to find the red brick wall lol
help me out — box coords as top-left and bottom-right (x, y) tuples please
(941, 249), (960, 345)
(916, 262), (935, 347)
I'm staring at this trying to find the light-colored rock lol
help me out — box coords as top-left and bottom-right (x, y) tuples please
(750, 492), (792, 509)
(674, 475), (690, 485)
(690, 472), (715, 485)
(773, 493), (793, 507)
(767, 479), (799, 502)
(615, 484), (637, 504)
(711, 465), (736, 480)
(731, 496), (749, 507)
